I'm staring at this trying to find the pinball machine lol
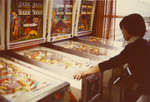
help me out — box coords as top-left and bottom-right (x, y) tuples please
(3, 0), (70, 102)
(5, 0), (102, 102)
(0, 52), (70, 102)
(51, 39), (119, 89)
(71, 0), (123, 53)
(45, 0), (119, 67)
(45, 0), (102, 101)
(6, 0), (48, 49)
(70, 0), (125, 101)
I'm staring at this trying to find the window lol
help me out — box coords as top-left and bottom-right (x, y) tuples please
(115, 0), (150, 41)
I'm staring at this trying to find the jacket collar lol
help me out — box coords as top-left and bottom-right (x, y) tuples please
(127, 36), (139, 44)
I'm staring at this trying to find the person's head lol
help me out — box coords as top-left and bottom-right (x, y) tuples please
(119, 13), (146, 41)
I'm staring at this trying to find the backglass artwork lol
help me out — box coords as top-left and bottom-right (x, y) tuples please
(10, 0), (43, 42)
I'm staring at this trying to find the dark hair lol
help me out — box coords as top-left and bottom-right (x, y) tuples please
(119, 13), (146, 37)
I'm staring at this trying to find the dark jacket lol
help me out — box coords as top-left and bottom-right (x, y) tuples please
(99, 38), (150, 94)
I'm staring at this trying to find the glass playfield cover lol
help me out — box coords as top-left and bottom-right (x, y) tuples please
(0, 57), (67, 102)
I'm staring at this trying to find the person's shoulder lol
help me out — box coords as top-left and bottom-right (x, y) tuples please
(123, 38), (145, 51)
(128, 38), (146, 46)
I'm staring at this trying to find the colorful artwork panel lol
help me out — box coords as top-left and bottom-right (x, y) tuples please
(10, 0), (43, 42)
(51, 0), (73, 36)
(78, 0), (94, 32)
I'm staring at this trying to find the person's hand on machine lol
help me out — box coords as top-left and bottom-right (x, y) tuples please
(73, 65), (100, 80)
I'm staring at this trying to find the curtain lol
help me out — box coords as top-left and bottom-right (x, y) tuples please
(93, 0), (117, 40)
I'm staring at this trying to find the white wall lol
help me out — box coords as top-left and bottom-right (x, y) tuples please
(117, 0), (150, 17)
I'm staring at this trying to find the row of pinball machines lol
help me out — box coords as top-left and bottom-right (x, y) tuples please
(0, 0), (125, 102)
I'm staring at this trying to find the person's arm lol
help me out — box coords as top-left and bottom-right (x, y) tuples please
(99, 46), (129, 72)
(73, 46), (130, 80)
(73, 64), (100, 80)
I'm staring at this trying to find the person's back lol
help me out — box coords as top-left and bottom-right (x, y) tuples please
(127, 38), (150, 94)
